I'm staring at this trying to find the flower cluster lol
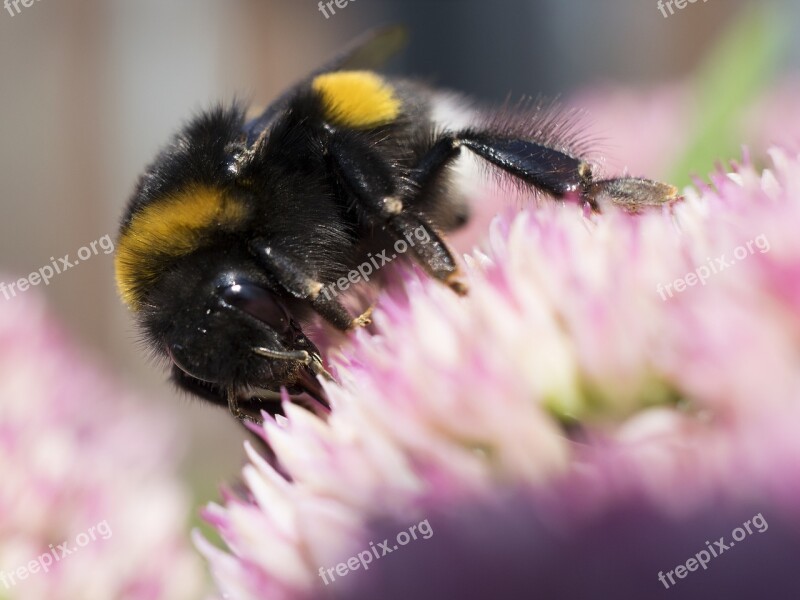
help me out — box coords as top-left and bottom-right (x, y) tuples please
(198, 144), (800, 600)
(0, 295), (205, 600)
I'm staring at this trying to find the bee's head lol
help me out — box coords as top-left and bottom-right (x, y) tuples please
(115, 104), (253, 310)
(114, 103), (327, 414)
(139, 247), (327, 411)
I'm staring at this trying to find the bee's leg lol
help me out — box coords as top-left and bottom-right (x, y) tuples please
(411, 135), (679, 211)
(328, 135), (467, 293)
(581, 177), (681, 212)
(170, 365), (280, 421)
(248, 239), (367, 331)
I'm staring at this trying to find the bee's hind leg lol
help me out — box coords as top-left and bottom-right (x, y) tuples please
(583, 177), (680, 212)
(410, 133), (679, 212)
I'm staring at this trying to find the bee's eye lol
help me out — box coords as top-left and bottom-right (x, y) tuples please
(219, 282), (291, 333)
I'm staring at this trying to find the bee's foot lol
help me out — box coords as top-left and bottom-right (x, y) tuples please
(349, 305), (374, 329)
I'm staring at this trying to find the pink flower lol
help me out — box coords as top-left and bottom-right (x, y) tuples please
(0, 295), (205, 600)
(198, 141), (800, 599)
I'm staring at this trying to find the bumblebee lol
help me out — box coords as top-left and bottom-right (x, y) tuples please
(115, 27), (678, 422)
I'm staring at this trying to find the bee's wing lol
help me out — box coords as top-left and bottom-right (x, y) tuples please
(325, 24), (408, 72)
(244, 25), (408, 143)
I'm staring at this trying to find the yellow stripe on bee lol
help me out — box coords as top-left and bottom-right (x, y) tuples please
(115, 185), (247, 310)
(312, 71), (401, 128)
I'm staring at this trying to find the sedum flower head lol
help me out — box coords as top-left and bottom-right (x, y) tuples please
(199, 147), (800, 599)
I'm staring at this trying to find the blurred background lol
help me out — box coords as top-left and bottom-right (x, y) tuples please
(0, 0), (797, 512)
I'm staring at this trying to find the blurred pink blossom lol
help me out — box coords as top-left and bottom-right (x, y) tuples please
(0, 295), (205, 600)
